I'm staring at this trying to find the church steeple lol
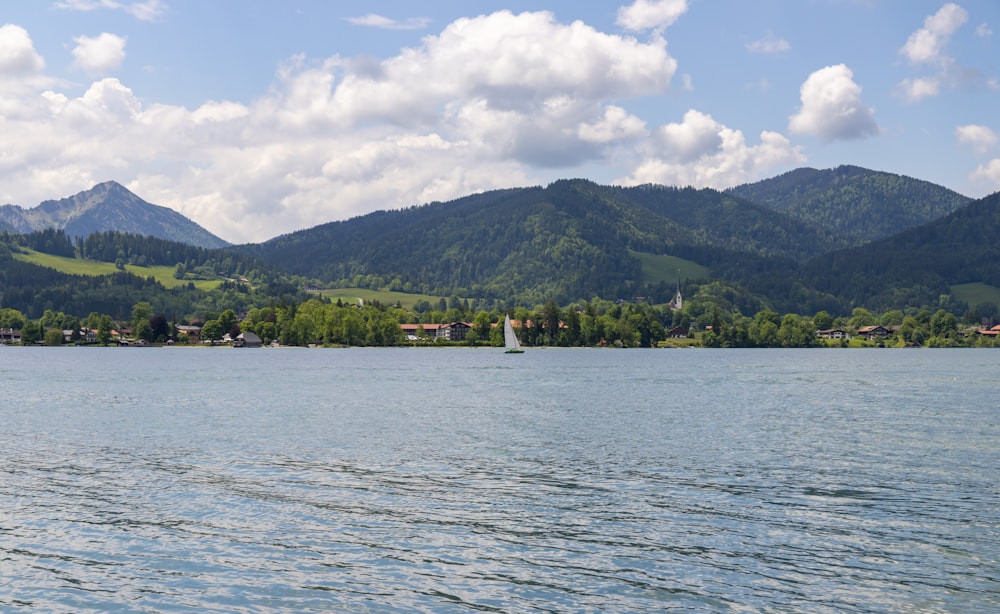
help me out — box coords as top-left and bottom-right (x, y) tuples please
(669, 270), (682, 311)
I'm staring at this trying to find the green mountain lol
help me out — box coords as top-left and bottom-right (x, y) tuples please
(4, 168), (996, 319)
(797, 190), (1000, 311)
(727, 165), (971, 244)
(0, 229), (295, 320)
(0, 181), (229, 249)
(241, 179), (838, 304)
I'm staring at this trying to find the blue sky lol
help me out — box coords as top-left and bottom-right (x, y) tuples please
(1, 1), (997, 242)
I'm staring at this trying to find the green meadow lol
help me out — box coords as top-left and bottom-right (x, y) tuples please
(951, 283), (1000, 309)
(630, 250), (710, 287)
(314, 288), (450, 309)
(13, 249), (224, 291)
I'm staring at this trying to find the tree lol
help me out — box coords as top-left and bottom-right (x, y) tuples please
(848, 307), (876, 330)
(201, 320), (224, 344)
(0, 308), (26, 330)
(44, 327), (64, 346)
(541, 300), (561, 346)
(218, 309), (239, 337)
(149, 314), (170, 342)
(472, 311), (492, 342)
(749, 309), (780, 347)
(131, 301), (154, 341)
(21, 321), (42, 344)
(813, 310), (834, 331)
(929, 309), (958, 338)
(778, 313), (817, 348)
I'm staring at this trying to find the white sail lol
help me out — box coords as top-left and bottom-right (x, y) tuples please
(503, 314), (522, 351)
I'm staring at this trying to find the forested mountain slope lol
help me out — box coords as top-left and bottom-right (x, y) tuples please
(727, 165), (971, 244)
(241, 179), (836, 303)
(798, 190), (1000, 309)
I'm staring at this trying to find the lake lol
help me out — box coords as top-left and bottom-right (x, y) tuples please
(1, 347), (998, 612)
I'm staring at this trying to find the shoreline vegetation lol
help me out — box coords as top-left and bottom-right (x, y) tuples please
(2, 298), (997, 349)
(2, 230), (998, 350)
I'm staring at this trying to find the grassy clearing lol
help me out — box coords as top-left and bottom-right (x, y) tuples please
(656, 337), (702, 348)
(952, 282), (1000, 307)
(13, 249), (223, 291)
(630, 250), (710, 286)
(314, 288), (449, 309)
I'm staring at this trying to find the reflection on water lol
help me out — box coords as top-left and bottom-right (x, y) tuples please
(1, 347), (998, 612)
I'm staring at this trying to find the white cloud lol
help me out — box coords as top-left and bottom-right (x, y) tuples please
(0, 12), (682, 242)
(898, 76), (941, 102)
(0, 24), (45, 76)
(577, 105), (647, 144)
(900, 3), (967, 64)
(970, 158), (1000, 189)
(53, 0), (166, 22)
(346, 14), (430, 30)
(746, 32), (790, 54)
(619, 110), (805, 188)
(788, 64), (878, 141)
(976, 23), (993, 38)
(955, 124), (998, 153)
(616, 0), (688, 32)
(71, 33), (127, 75)
(897, 3), (970, 102)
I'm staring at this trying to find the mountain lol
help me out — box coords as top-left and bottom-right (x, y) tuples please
(797, 189), (1000, 310)
(727, 165), (971, 244)
(240, 179), (842, 304)
(5, 168), (995, 317)
(0, 181), (229, 249)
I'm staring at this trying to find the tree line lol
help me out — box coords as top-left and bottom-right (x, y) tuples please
(3, 287), (996, 348)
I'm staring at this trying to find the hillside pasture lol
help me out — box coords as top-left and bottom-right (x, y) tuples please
(13, 249), (223, 291)
(952, 283), (1000, 309)
(314, 288), (449, 309)
(630, 250), (710, 287)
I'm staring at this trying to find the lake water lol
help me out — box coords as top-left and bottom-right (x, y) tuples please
(1, 347), (998, 612)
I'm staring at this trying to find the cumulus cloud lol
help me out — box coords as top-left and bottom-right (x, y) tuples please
(970, 158), (1000, 189)
(619, 110), (805, 188)
(53, 0), (166, 22)
(746, 32), (790, 54)
(955, 124), (997, 153)
(0, 11), (682, 242)
(71, 33), (127, 75)
(0, 24), (45, 76)
(900, 2), (967, 64)
(346, 14), (430, 30)
(898, 75), (941, 102)
(616, 0), (688, 32)
(788, 64), (878, 141)
(976, 23), (992, 38)
(897, 3), (970, 102)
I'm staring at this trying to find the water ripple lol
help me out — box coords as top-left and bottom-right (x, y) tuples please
(2, 348), (999, 611)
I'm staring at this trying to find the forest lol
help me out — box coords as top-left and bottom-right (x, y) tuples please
(2, 167), (999, 349)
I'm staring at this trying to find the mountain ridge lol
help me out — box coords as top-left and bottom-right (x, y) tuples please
(4, 167), (996, 317)
(726, 164), (971, 244)
(0, 181), (229, 249)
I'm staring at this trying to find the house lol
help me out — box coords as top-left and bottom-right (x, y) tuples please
(233, 331), (263, 348)
(0, 328), (22, 344)
(438, 322), (472, 341)
(400, 323), (442, 341)
(817, 328), (848, 339)
(175, 324), (202, 343)
(975, 324), (1000, 337)
(856, 325), (891, 340)
(666, 325), (688, 338)
(399, 322), (473, 342)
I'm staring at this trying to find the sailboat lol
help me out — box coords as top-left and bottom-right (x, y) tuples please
(503, 314), (524, 353)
